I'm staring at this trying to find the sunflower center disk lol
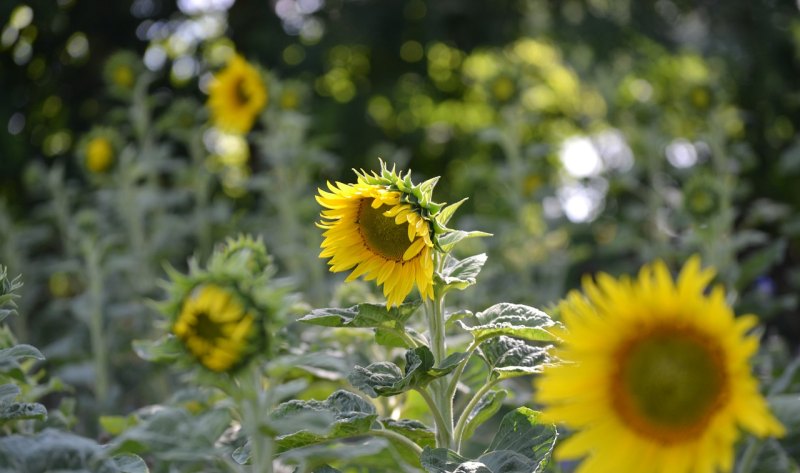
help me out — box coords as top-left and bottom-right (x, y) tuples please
(615, 330), (728, 442)
(192, 311), (225, 342)
(357, 199), (415, 261)
(233, 78), (251, 106)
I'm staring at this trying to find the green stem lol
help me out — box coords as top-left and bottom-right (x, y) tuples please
(83, 241), (108, 406)
(188, 130), (212, 258)
(415, 387), (449, 448)
(453, 377), (500, 452)
(445, 341), (479, 409)
(425, 260), (453, 448)
(240, 365), (274, 473)
(735, 437), (763, 473)
(368, 429), (424, 456)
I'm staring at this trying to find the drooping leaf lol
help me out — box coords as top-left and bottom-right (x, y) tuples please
(479, 336), (554, 380)
(132, 336), (183, 363)
(437, 231), (493, 253)
(380, 418), (436, 448)
(297, 301), (422, 329)
(0, 344), (45, 373)
(486, 407), (557, 467)
(437, 254), (488, 292)
(349, 347), (467, 397)
(272, 390), (377, 452)
(461, 389), (507, 442)
(458, 304), (561, 344)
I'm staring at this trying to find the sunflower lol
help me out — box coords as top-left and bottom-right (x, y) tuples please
(536, 256), (784, 473)
(173, 284), (261, 373)
(103, 51), (143, 99)
(317, 165), (439, 308)
(207, 54), (268, 134)
(77, 127), (122, 175)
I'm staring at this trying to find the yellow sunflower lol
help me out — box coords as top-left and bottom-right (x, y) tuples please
(536, 256), (784, 473)
(317, 167), (436, 308)
(173, 284), (260, 373)
(207, 54), (268, 134)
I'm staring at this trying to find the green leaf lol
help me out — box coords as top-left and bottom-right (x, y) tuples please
(132, 336), (183, 362)
(487, 407), (557, 467)
(0, 384), (20, 403)
(0, 401), (47, 423)
(380, 418), (436, 448)
(736, 239), (787, 290)
(461, 389), (507, 442)
(0, 429), (122, 472)
(272, 390), (377, 451)
(479, 336), (553, 380)
(437, 198), (468, 226)
(458, 303), (561, 344)
(420, 448), (476, 473)
(279, 438), (396, 471)
(112, 454), (150, 473)
(298, 301), (422, 328)
(375, 327), (411, 348)
(100, 415), (138, 436)
(349, 347), (467, 397)
(437, 254), (488, 292)
(0, 344), (45, 372)
(437, 230), (492, 253)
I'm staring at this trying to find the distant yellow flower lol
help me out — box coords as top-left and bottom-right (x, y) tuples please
(173, 284), (259, 373)
(103, 51), (142, 99)
(317, 167), (435, 307)
(207, 54), (268, 134)
(86, 137), (114, 173)
(536, 257), (784, 473)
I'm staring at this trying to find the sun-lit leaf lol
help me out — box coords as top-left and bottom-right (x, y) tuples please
(132, 335), (183, 362)
(437, 230), (492, 253)
(112, 453), (150, 473)
(458, 303), (561, 344)
(437, 254), (488, 292)
(487, 407), (557, 467)
(479, 336), (554, 380)
(297, 301), (422, 328)
(380, 418), (436, 448)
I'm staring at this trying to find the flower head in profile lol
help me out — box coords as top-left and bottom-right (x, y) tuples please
(536, 257), (784, 473)
(207, 54), (268, 134)
(77, 127), (122, 175)
(317, 162), (447, 307)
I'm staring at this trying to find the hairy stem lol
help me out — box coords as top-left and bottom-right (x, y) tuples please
(453, 377), (500, 452)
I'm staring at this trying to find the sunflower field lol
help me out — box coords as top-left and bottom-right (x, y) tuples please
(1, 1), (800, 472)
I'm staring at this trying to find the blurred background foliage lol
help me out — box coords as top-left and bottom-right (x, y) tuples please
(1, 0), (800, 450)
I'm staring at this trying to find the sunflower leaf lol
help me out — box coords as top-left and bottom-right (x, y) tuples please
(437, 254), (488, 293)
(349, 347), (468, 397)
(380, 418), (436, 448)
(479, 336), (554, 380)
(271, 390), (377, 452)
(461, 389), (507, 442)
(487, 407), (557, 467)
(298, 301), (422, 329)
(458, 303), (561, 344)
(0, 401), (47, 423)
(436, 230), (493, 253)
(420, 448), (476, 473)
(132, 335), (183, 362)
(437, 198), (469, 226)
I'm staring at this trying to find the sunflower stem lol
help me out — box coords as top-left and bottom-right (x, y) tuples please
(240, 364), (274, 473)
(83, 239), (109, 408)
(426, 251), (454, 449)
(453, 377), (500, 453)
(415, 387), (450, 449)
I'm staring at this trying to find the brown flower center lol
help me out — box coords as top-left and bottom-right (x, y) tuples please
(611, 326), (730, 444)
(357, 198), (415, 261)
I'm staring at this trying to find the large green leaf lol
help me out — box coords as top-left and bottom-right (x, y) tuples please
(437, 254), (488, 292)
(279, 438), (403, 472)
(297, 301), (422, 329)
(479, 336), (554, 380)
(272, 390), (377, 451)
(0, 428), (144, 472)
(487, 407), (557, 467)
(458, 304), (561, 344)
(381, 418), (436, 448)
(0, 345), (45, 372)
(461, 389), (507, 442)
(349, 347), (467, 397)
(420, 448), (476, 473)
